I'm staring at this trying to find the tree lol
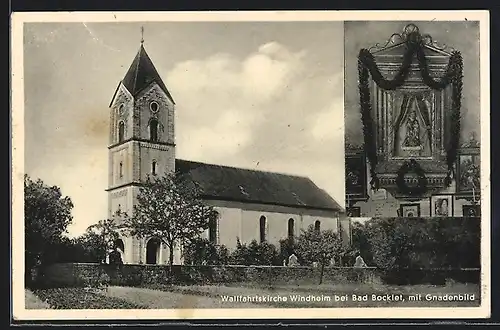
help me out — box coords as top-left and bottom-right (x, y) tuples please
(24, 175), (73, 285)
(229, 237), (251, 265)
(80, 218), (122, 263)
(122, 172), (217, 267)
(350, 221), (373, 264)
(295, 225), (342, 285)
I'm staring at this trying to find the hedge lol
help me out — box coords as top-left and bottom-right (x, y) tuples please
(37, 263), (480, 289)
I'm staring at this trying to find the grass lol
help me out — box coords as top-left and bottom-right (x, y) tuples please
(31, 287), (147, 309)
(28, 282), (481, 309)
(143, 282), (481, 308)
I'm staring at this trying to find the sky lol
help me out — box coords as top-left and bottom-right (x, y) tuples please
(23, 21), (345, 237)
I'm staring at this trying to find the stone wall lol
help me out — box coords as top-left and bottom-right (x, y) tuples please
(39, 263), (480, 288)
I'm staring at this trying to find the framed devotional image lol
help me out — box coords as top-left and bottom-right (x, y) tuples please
(463, 204), (481, 217)
(430, 194), (454, 217)
(345, 152), (368, 203)
(456, 138), (481, 199)
(399, 203), (420, 217)
(346, 206), (361, 217)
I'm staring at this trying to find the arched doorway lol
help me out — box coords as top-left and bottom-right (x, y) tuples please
(146, 238), (161, 264)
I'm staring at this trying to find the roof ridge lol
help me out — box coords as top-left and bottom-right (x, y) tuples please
(176, 158), (311, 180)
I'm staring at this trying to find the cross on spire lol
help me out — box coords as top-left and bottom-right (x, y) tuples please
(140, 26), (144, 44)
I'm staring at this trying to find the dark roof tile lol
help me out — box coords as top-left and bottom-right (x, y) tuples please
(175, 159), (342, 211)
(121, 44), (175, 104)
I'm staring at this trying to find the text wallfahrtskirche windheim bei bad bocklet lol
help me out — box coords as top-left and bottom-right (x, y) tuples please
(220, 293), (476, 304)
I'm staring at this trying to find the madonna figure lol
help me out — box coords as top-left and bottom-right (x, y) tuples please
(403, 110), (421, 148)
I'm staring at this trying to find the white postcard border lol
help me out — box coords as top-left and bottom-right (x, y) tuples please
(11, 10), (491, 320)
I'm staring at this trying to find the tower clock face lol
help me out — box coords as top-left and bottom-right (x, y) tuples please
(150, 101), (159, 113)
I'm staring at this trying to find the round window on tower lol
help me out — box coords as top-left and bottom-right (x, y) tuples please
(150, 101), (159, 113)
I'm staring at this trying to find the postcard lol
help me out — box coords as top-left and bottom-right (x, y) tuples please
(11, 10), (490, 321)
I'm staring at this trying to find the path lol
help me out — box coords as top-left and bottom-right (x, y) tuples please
(105, 286), (266, 309)
(25, 289), (51, 309)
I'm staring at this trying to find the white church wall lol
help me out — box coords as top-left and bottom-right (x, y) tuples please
(200, 207), (242, 250)
(138, 143), (175, 180)
(110, 144), (133, 188)
(204, 199), (341, 251)
(301, 214), (339, 233)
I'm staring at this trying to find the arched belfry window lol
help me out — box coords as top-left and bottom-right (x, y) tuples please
(314, 220), (321, 233)
(288, 218), (295, 238)
(152, 160), (157, 175)
(259, 216), (267, 243)
(150, 119), (159, 142)
(118, 121), (125, 142)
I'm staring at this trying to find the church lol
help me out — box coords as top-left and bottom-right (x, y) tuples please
(106, 39), (349, 265)
(344, 23), (481, 218)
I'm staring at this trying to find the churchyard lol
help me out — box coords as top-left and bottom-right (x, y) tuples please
(27, 281), (480, 309)
(24, 175), (481, 310)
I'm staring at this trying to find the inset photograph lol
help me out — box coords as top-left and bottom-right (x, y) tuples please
(344, 21), (481, 218)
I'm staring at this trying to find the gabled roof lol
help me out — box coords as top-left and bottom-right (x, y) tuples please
(175, 159), (343, 212)
(117, 44), (175, 104)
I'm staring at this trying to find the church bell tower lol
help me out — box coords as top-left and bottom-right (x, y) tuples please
(107, 33), (176, 264)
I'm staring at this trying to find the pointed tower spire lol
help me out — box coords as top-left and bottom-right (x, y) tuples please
(109, 28), (175, 106)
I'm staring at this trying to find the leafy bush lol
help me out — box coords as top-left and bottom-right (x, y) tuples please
(32, 288), (146, 309)
(183, 237), (230, 265)
(109, 250), (123, 265)
(362, 217), (480, 271)
(229, 239), (281, 266)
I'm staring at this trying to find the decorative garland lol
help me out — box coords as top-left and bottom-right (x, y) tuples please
(395, 159), (428, 196)
(358, 30), (463, 192)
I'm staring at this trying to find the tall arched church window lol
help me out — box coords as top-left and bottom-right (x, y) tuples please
(118, 121), (125, 142)
(209, 212), (219, 244)
(114, 239), (125, 253)
(314, 220), (321, 233)
(150, 119), (159, 142)
(259, 216), (267, 243)
(288, 218), (295, 238)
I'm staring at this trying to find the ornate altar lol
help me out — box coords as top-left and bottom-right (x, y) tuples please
(357, 24), (463, 199)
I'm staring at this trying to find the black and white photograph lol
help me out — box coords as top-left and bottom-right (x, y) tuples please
(11, 12), (490, 321)
(399, 203), (420, 217)
(344, 21), (484, 218)
(430, 194), (454, 217)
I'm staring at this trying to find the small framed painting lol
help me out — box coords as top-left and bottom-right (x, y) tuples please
(430, 194), (454, 217)
(345, 153), (368, 202)
(400, 203), (420, 218)
(346, 207), (361, 217)
(463, 204), (481, 217)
